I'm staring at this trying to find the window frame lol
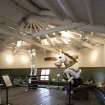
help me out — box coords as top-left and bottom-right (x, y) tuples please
(40, 69), (50, 81)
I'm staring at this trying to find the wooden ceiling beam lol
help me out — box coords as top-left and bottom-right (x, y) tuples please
(0, 25), (57, 52)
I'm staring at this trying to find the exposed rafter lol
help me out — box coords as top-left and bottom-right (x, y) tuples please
(44, 0), (65, 20)
(29, 22), (105, 37)
(90, 35), (105, 44)
(10, 0), (31, 14)
(0, 16), (18, 29)
(70, 37), (94, 49)
(45, 34), (59, 51)
(0, 24), (57, 52)
(10, 0), (40, 14)
(81, 41), (94, 49)
(56, 0), (77, 21)
(31, 22), (85, 37)
(83, 0), (93, 24)
(77, 24), (105, 34)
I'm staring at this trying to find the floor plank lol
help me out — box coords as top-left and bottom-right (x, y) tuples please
(0, 87), (101, 105)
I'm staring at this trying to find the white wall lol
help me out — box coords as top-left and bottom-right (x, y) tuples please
(79, 45), (105, 67)
(0, 49), (57, 68)
(0, 50), (31, 68)
(0, 45), (105, 68)
(37, 46), (105, 68)
(37, 44), (105, 67)
(36, 51), (56, 68)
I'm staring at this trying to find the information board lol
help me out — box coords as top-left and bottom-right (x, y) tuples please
(2, 75), (12, 87)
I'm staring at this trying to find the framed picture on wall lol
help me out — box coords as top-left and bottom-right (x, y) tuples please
(2, 75), (12, 87)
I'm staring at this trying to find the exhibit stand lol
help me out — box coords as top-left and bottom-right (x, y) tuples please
(66, 82), (73, 105)
(2, 75), (12, 105)
(0, 84), (3, 105)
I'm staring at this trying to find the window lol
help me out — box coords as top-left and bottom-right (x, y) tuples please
(40, 69), (50, 81)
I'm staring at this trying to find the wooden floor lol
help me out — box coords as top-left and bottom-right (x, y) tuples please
(0, 87), (100, 105)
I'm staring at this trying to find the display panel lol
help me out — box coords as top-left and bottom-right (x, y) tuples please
(2, 75), (12, 87)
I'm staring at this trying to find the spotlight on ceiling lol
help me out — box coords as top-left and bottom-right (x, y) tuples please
(60, 31), (74, 39)
(60, 31), (72, 44)
(48, 25), (55, 28)
(16, 40), (23, 48)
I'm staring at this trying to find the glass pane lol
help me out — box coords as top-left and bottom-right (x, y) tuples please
(40, 76), (45, 80)
(46, 69), (50, 75)
(45, 78), (49, 80)
(45, 76), (49, 80)
(41, 70), (46, 75)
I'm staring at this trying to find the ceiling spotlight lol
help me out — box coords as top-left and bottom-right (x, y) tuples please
(48, 25), (55, 28)
(60, 31), (74, 39)
(41, 39), (50, 45)
(52, 33), (56, 36)
(16, 40), (23, 48)
(36, 36), (41, 41)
